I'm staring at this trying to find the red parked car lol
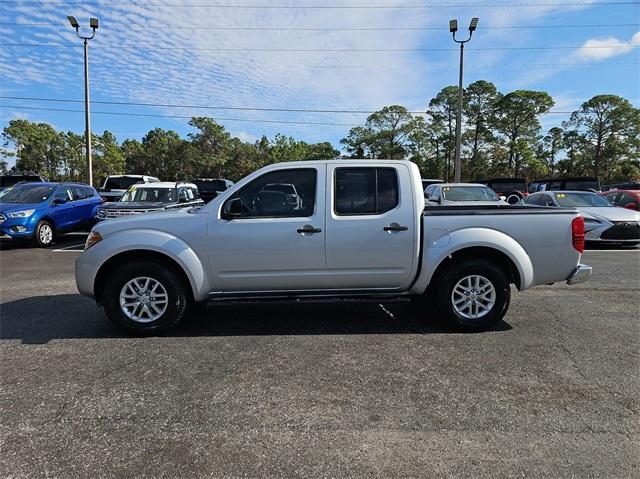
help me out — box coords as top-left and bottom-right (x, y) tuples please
(599, 190), (640, 211)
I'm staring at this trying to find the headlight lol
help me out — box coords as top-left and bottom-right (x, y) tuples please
(7, 209), (35, 218)
(84, 231), (103, 250)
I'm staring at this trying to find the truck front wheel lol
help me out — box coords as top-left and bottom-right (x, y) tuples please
(102, 261), (190, 335)
(436, 259), (510, 332)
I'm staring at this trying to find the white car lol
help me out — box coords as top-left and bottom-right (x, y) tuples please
(523, 191), (640, 245)
(425, 183), (508, 206)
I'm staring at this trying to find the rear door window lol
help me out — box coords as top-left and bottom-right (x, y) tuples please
(72, 186), (88, 200)
(334, 167), (399, 215)
(618, 193), (636, 207)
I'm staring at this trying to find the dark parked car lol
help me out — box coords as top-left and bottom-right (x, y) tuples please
(96, 182), (204, 220)
(0, 182), (102, 246)
(191, 178), (234, 203)
(529, 177), (600, 193)
(479, 178), (528, 204)
(600, 190), (640, 211)
(601, 182), (640, 192)
(0, 171), (47, 191)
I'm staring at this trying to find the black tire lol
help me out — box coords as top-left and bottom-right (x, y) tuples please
(102, 261), (190, 335)
(435, 259), (510, 332)
(505, 191), (523, 205)
(34, 219), (55, 247)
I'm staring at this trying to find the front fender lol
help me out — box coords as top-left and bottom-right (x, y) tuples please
(76, 229), (210, 301)
(411, 227), (534, 294)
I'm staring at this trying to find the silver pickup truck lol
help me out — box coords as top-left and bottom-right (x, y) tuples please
(76, 160), (591, 335)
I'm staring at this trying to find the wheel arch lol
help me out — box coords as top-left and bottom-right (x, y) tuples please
(411, 227), (534, 295)
(429, 246), (522, 291)
(94, 249), (195, 304)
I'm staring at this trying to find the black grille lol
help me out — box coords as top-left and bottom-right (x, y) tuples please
(600, 223), (640, 240)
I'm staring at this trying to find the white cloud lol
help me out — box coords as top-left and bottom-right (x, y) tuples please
(577, 31), (640, 62)
(235, 131), (258, 144)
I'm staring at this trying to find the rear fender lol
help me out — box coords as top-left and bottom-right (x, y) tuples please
(411, 227), (534, 294)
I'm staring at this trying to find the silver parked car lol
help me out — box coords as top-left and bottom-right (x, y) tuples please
(75, 160), (590, 335)
(425, 183), (508, 206)
(523, 191), (640, 245)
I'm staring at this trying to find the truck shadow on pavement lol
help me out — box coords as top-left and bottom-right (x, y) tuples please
(0, 294), (512, 344)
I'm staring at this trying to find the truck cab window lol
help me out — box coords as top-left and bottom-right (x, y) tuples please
(223, 169), (317, 218)
(334, 167), (399, 215)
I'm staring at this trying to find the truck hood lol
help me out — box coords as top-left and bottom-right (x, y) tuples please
(93, 207), (198, 235)
(577, 206), (640, 223)
(100, 201), (169, 210)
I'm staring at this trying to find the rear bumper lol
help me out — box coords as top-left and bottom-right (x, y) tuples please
(566, 264), (592, 285)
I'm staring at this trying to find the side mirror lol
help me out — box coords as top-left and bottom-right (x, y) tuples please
(624, 202), (638, 210)
(430, 196), (441, 204)
(222, 198), (245, 219)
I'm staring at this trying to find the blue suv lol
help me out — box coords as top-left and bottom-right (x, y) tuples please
(0, 182), (103, 247)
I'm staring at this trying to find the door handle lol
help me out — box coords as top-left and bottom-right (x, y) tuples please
(297, 225), (322, 234)
(383, 223), (408, 232)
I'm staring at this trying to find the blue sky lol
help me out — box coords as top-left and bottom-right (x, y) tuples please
(1, 0), (639, 165)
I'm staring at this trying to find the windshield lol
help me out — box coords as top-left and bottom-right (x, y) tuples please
(442, 186), (500, 201)
(263, 184), (296, 194)
(104, 177), (143, 190)
(0, 185), (54, 203)
(555, 192), (612, 207)
(120, 187), (175, 203)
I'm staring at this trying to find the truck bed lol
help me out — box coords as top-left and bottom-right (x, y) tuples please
(418, 205), (582, 291)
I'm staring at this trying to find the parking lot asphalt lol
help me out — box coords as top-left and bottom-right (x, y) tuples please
(0, 235), (638, 478)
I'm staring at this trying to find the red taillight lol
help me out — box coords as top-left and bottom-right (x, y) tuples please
(572, 216), (585, 253)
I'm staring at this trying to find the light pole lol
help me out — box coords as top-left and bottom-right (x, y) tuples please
(449, 17), (478, 183)
(67, 16), (98, 186)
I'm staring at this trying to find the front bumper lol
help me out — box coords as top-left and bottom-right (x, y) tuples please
(566, 264), (592, 285)
(585, 222), (639, 242)
(0, 215), (37, 238)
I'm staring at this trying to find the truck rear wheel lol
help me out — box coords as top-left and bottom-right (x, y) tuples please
(102, 261), (190, 335)
(436, 259), (510, 332)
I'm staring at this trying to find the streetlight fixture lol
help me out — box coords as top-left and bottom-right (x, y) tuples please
(450, 17), (478, 183)
(67, 16), (99, 186)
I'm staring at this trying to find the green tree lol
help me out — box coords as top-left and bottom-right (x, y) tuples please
(427, 87), (459, 181)
(188, 117), (234, 178)
(463, 81), (500, 180)
(341, 105), (416, 159)
(92, 131), (125, 186)
(543, 126), (564, 174)
(2, 119), (64, 180)
(60, 131), (86, 182)
(564, 95), (640, 181)
(491, 90), (554, 175)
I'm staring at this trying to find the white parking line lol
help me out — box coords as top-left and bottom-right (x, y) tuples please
(51, 243), (85, 252)
(584, 249), (639, 253)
